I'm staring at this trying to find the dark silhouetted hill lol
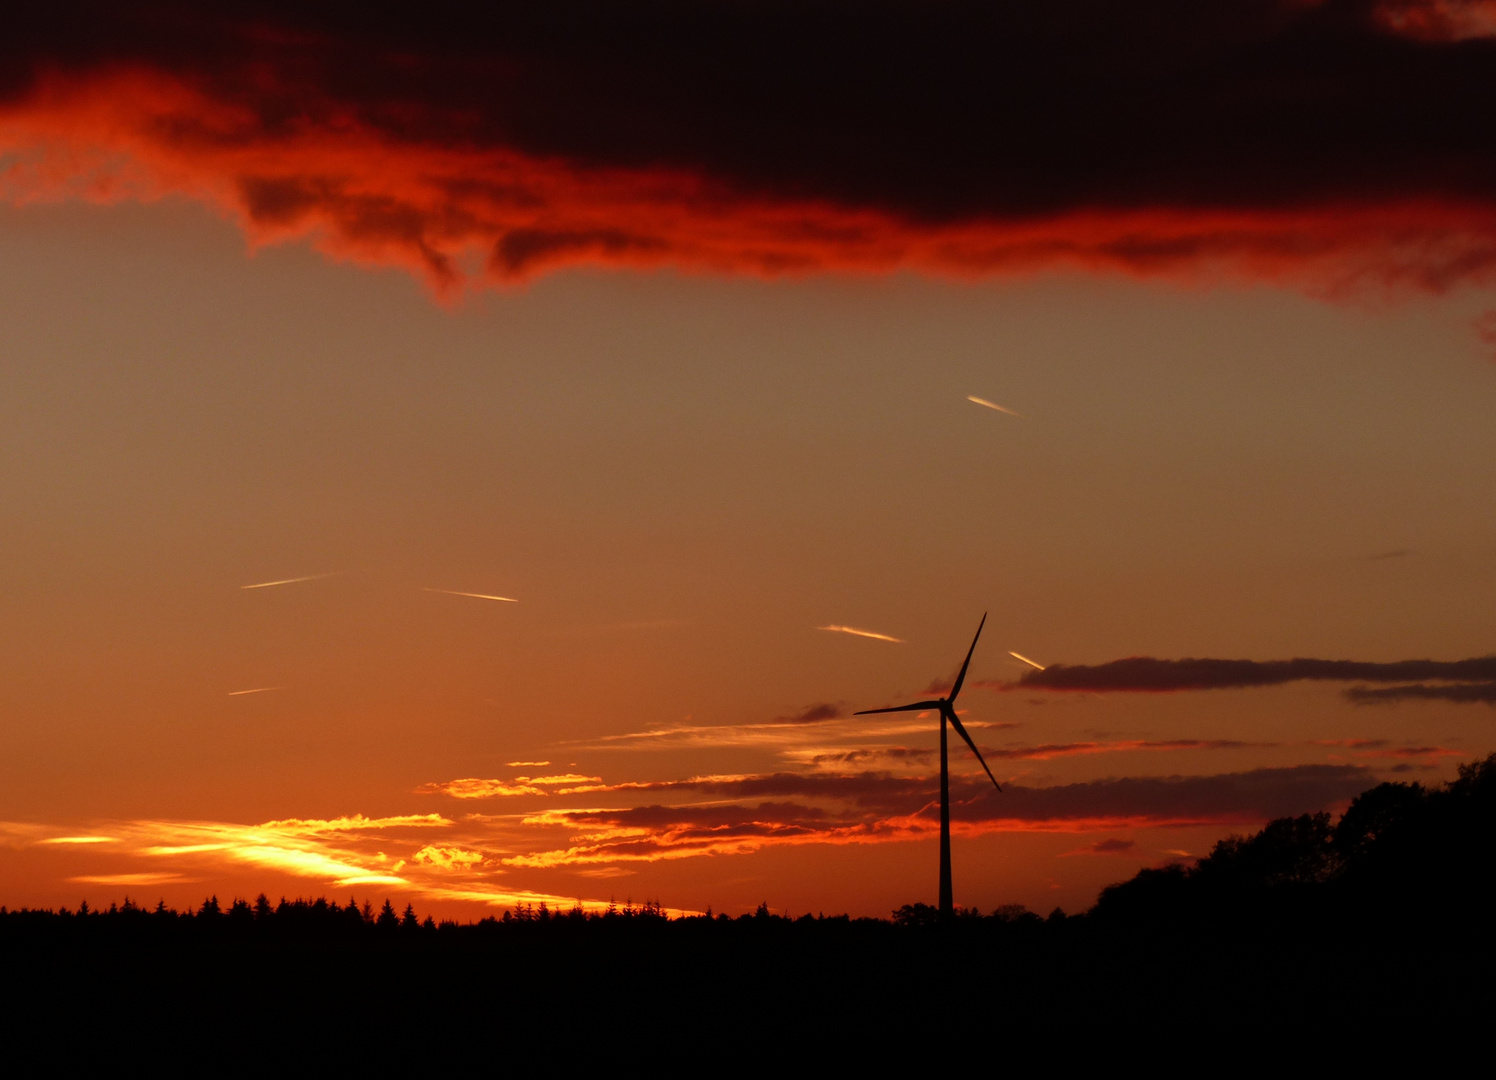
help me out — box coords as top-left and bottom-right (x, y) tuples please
(1093, 751), (1496, 925)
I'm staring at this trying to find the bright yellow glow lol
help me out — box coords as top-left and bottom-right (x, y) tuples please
(967, 395), (1020, 416)
(131, 821), (416, 886)
(39, 835), (117, 845)
(816, 624), (903, 643)
(506, 760), (551, 767)
(1009, 651), (1046, 670)
(415, 882), (696, 917)
(422, 588), (518, 602)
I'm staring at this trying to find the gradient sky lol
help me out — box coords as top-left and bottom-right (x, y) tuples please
(2, 2), (1495, 918)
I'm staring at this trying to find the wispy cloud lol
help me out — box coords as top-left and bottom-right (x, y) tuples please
(38, 835), (117, 845)
(500, 765), (1374, 868)
(967, 395), (1020, 417)
(1010, 655), (1496, 694)
(417, 779), (545, 799)
(240, 573), (339, 590)
(986, 738), (1278, 761)
(773, 703), (845, 725)
(228, 687), (279, 697)
(1346, 682), (1496, 706)
(255, 814), (451, 834)
(423, 588), (518, 603)
(506, 761), (551, 768)
(789, 738), (1275, 770)
(69, 872), (196, 886)
(514, 774), (602, 786)
(817, 625), (903, 643)
(1308, 739), (1465, 759)
(788, 746), (938, 769)
(1060, 838), (1137, 857)
(571, 714), (942, 752)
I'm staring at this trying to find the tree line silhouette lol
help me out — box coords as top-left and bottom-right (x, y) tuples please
(10, 753), (1491, 937)
(1092, 749), (1496, 925)
(3, 754), (1492, 1057)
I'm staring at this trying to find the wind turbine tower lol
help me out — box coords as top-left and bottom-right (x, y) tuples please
(855, 613), (1004, 918)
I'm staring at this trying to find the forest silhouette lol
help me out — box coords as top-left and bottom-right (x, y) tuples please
(4, 755), (1493, 1059)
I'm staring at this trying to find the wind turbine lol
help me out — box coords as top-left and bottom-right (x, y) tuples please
(855, 613), (1003, 919)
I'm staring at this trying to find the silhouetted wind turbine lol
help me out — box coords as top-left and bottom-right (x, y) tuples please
(855, 613), (1003, 919)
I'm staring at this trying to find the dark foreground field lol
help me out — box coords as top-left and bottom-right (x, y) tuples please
(5, 757), (1494, 1063)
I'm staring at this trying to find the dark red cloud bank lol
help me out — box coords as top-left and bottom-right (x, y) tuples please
(4, 1), (1496, 292)
(1011, 656), (1496, 703)
(508, 765), (1372, 865)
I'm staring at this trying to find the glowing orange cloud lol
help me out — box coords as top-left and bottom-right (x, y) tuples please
(5, 762), (1377, 902)
(416, 779), (545, 799)
(410, 845), (486, 870)
(257, 814), (452, 833)
(514, 774), (603, 786)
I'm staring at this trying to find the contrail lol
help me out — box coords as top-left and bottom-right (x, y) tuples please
(1009, 651), (1046, 671)
(424, 588), (519, 603)
(818, 625), (904, 643)
(967, 395), (1020, 417)
(240, 573), (338, 590)
(229, 687), (279, 696)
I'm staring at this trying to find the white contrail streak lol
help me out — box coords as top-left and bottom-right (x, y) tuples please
(1009, 651), (1046, 670)
(228, 687), (280, 696)
(967, 395), (1021, 417)
(240, 573), (337, 590)
(423, 588), (519, 603)
(818, 625), (904, 644)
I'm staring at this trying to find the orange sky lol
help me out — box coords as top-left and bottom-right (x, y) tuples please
(3, 5), (1496, 918)
(1, 194), (1492, 918)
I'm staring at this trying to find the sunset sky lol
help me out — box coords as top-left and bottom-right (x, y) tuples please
(3, 1), (1495, 919)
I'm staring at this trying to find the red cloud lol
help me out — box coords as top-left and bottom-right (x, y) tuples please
(3, 4), (1496, 296)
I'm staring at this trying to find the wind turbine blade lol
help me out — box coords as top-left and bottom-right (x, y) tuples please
(947, 612), (987, 704)
(853, 700), (945, 716)
(945, 707), (1003, 793)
